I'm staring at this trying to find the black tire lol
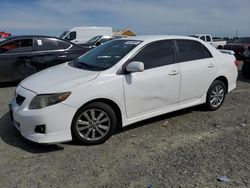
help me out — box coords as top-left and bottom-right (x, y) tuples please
(242, 62), (250, 78)
(205, 80), (226, 111)
(71, 102), (117, 145)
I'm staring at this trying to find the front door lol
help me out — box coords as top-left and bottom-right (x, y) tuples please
(123, 40), (180, 119)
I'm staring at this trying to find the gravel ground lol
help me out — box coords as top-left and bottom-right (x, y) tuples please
(0, 67), (250, 188)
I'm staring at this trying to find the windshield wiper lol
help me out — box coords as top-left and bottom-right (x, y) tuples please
(73, 60), (104, 71)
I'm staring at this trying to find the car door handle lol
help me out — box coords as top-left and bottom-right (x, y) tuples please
(208, 63), (215, 68)
(58, 55), (66, 58)
(169, 70), (179, 76)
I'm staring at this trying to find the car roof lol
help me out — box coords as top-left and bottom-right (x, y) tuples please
(0, 35), (79, 46)
(119, 35), (200, 43)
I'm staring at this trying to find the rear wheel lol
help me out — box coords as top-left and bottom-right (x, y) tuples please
(242, 62), (250, 78)
(205, 80), (226, 111)
(71, 102), (117, 145)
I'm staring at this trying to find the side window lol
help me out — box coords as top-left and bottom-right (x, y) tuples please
(206, 35), (212, 42)
(130, 40), (175, 70)
(57, 40), (71, 49)
(36, 38), (58, 51)
(0, 39), (32, 53)
(200, 36), (206, 41)
(176, 40), (212, 62)
(65, 31), (76, 41)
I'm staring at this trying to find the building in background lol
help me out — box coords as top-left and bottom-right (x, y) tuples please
(113, 28), (136, 36)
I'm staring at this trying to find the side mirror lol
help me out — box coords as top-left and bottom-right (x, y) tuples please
(95, 41), (102, 46)
(126, 61), (144, 73)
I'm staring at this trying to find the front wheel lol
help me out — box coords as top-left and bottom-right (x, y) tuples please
(71, 102), (117, 145)
(205, 80), (226, 111)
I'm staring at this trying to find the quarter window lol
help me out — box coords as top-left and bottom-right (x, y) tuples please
(130, 40), (175, 70)
(58, 40), (71, 49)
(0, 39), (32, 53)
(175, 40), (212, 62)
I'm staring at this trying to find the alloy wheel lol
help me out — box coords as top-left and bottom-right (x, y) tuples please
(209, 85), (225, 108)
(76, 109), (111, 141)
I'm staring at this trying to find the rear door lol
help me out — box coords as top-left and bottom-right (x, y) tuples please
(175, 39), (217, 104)
(123, 40), (181, 118)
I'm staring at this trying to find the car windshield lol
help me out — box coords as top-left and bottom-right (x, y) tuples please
(86, 36), (102, 44)
(234, 37), (250, 43)
(59, 31), (69, 38)
(70, 40), (142, 71)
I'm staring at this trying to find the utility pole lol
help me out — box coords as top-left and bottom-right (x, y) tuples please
(236, 30), (239, 38)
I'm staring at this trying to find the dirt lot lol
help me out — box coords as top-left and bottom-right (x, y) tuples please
(0, 68), (250, 188)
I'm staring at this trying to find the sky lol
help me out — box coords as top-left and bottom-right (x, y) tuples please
(1, 0), (250, 37)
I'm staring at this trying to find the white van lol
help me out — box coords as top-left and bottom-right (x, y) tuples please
(60, 27), (113, 44)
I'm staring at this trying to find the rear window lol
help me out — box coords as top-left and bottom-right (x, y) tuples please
(176, 40), (212, 62)
(58, 40), (71, 49)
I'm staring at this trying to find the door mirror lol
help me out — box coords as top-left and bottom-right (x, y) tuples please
(126, 61), (144, 73)
(95, 41), (102, 46)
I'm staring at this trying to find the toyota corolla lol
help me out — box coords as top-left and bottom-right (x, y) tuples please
(10, 36), (238, 145)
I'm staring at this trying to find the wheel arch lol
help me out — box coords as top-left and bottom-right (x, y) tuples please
(75, 98), (123, 129)
(213, 76), (229, 93)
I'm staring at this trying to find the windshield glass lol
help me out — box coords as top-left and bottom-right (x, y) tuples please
(86, 36), (102, 44)
(59, 31), (69, 38)
(70, 40), (142, 71)
(234, 37), (250, 43)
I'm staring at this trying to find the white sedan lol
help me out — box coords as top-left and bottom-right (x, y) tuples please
(10, 35), (238, 145)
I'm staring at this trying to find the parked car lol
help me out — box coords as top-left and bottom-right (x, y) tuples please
(190, 34), (227, 49)
(0, 35), (89, 83)
(80, 35), (125, 49)
(0, 31), (11, 39)
(60, 26), (113, 44)
(223, 37), (250, 59)
(242, 47), (250, 78)
(10, 36), (237, 145)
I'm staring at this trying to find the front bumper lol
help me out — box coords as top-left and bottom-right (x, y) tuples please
(10, 86), (77, 144)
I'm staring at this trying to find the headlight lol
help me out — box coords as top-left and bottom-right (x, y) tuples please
(29, 92), (71, 109)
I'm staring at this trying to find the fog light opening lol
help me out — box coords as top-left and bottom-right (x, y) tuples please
(34, 125), (46, 134)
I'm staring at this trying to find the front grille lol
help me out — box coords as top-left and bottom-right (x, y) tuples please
(16, 94), (25, 105)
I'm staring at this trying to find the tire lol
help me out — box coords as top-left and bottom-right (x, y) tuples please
(205, 80), (226, 111)
(71, 102), (117, 145)
(242, 62), (250, 78)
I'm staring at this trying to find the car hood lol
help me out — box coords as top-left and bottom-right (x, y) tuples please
(20, 63), (100, 93)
